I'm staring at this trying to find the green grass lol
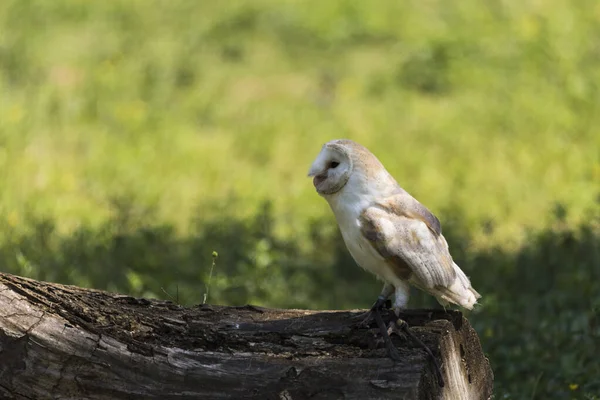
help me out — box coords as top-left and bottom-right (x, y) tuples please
(1, 1), (599, 398)
(2, 0), (599, 244)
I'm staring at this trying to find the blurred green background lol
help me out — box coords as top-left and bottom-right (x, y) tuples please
(1, 0), (599, 398)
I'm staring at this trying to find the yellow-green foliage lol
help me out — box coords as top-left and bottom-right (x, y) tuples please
(1, 1), (599, 398)
(1, 0), (599, 246)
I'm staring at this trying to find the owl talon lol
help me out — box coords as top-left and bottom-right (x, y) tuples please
(353, 295), (390, 327)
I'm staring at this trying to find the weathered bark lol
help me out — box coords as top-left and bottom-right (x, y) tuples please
(0, 273), (493, 399)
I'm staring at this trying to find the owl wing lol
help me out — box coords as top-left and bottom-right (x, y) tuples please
(358, 192), (456, 289)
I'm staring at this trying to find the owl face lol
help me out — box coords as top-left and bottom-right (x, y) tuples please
(307, 142), (354, 196)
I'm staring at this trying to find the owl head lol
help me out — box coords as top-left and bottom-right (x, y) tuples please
(307, 139), (392, 196)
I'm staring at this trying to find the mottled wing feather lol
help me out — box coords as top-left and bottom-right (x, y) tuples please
(359, 195), (455, 288)
(380, 190), (442, 237)
(359, 213), (414, 280)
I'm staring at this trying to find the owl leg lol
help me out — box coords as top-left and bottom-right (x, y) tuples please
(368, 282), (408, 362)
(391, 281), (410, 315)
(357, 283), (404, 361)
(353, 283), (394, 325)
(371, 282), (395, 314)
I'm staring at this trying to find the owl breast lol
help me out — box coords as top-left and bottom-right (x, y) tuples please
(329, 191), (406, 288)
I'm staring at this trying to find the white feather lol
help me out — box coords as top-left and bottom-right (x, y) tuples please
(327, 174), (407, 290)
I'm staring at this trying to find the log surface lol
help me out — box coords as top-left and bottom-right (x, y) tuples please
(0, 273), (493, 400)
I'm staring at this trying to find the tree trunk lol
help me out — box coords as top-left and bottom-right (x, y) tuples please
(0, 273), (493, 399)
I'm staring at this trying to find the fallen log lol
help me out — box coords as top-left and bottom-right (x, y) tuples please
(0, 272), (493, 399)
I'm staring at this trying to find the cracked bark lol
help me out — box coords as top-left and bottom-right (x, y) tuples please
(0, 272), (493, 400)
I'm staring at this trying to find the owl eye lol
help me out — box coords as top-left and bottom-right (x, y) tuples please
(329, 161), (340, 169)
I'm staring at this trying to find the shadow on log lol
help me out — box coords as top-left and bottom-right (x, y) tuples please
(0, 273), (493, 399)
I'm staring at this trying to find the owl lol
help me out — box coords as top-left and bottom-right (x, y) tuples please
(308, 139), (481, 316)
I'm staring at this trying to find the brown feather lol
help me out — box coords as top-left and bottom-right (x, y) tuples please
(359, 212), (413, 280)
(359, 197), (456, 288)
(377, 191), (442, 237)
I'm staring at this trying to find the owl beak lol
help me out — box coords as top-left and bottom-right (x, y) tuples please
(308, 165), (327, 188)
(307, 165), (321, 177)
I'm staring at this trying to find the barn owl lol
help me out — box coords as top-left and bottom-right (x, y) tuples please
(307, 138), (480, 321)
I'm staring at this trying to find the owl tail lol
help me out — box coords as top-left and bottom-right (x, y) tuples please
(435, 263), (481, 310)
